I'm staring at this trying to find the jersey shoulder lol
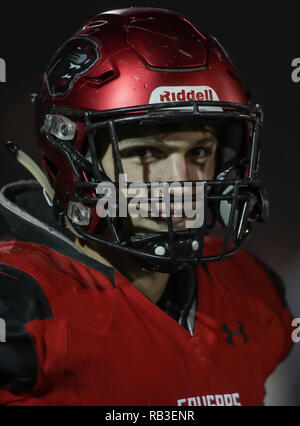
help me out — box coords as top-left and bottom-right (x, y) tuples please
(203, 238), (289, 310)
(203, 240), (293, 376)
(228, 248), (289, 311)
(0, 240), (114, 291)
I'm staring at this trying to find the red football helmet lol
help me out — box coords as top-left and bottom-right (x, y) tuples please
(33, 7), (268, 272)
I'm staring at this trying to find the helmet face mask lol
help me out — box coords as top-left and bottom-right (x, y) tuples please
(34, 8), (268, 273)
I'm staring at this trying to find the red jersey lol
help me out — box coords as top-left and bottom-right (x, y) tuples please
(0, 182), (293, 406)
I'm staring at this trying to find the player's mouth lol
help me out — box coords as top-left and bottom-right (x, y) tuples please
(151, 216), (187, 224)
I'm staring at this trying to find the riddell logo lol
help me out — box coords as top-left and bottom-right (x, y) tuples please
(160, 88), (213, 102)
(149, 86), (219, 104)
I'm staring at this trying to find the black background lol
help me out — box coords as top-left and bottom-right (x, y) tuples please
(0, 0), (299, 405)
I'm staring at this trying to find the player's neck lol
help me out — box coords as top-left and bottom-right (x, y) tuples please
(74, 237), (169, 304)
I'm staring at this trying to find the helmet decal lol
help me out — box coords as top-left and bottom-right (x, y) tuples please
(45, 36), (100, 97)
(149, 86), (220, 103)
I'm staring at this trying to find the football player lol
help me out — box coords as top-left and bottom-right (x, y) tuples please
(0, 7), (293, 406)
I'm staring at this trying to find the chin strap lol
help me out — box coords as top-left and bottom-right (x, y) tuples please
(5, 141), (55, 203)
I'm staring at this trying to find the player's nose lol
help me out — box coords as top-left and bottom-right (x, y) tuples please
(160, 153), (190, 182)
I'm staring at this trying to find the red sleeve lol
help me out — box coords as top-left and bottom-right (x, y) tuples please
(243, 252), (294, 379)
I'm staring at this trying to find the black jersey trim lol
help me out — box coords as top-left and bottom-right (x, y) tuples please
(0, 264), (54, 394)
(157, 264), (197, 334)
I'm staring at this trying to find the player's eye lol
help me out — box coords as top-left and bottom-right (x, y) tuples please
(120, 146), (165, 162)
(189, 145), (214, 162)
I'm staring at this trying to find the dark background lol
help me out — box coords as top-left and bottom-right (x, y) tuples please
(0, 0), (299, 405)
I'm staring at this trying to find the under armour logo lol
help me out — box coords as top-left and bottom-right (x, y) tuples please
(221, 321), (248, 346)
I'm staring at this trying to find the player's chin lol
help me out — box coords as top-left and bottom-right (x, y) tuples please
(130, 216), (192, 233)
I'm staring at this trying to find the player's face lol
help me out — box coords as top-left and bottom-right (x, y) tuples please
(99, 123), (218, 233)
